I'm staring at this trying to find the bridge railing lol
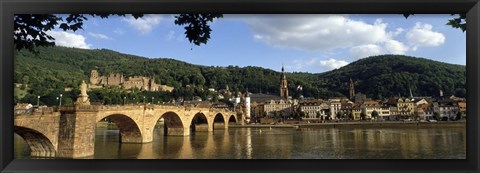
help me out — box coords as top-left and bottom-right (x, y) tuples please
(14, 107), (55, 116)
(57, 105), (99, 112)
(14, 104), (235, 115)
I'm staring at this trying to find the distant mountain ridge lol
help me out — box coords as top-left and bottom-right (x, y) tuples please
(14, 46), (466, 102)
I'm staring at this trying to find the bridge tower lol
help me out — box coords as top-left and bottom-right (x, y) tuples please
(245, 90), (251, 123)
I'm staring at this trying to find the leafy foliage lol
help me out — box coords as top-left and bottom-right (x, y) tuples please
(14, 47), (466, 106)
(174, 14), (223, 46)
(404, 14), (466, 32)
(14, 14), (221, 51)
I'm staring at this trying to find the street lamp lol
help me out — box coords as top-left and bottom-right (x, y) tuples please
(152, 97), (154, 104)
(143, 96), (146, 104)
(133, 98), (136, 104)
(59, 94), (63, 106)
(37, 96), (40, 107)
(124, 96), (126, 105)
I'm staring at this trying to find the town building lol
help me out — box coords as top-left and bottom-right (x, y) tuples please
(396, 98), (415, 117)
(352, 104), (362, 120)
(458, 101), (466, 114)
(434, 99), (459, 119)
(415, 103), (434, 120)
(299, 100), (323, 118)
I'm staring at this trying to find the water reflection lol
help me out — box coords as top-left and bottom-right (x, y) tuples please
(14, 126), (466, 159)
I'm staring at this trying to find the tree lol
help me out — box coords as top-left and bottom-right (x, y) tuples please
(278, 111), (284, 122)
(434, 112), (441, 121)
(336, 112), (342, 120)
(272, 111), (278, 119)
(316, 112), (321, 118)
(14, 14), (222, 51)
(360, 109), (367, 120)
(456, 111), (463, 120)
(348, 111), (354, 120)
(299, 111), (306, 120)
(371, 110), (379, 120)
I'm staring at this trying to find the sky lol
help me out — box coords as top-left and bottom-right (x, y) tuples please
(48, 14), (466, 73)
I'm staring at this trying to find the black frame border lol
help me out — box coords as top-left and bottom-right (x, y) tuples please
(1, 0), (479, 173)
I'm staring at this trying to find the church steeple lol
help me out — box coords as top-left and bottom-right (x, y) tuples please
(280, 65), (288, 99)
(349, 78), (355, 100)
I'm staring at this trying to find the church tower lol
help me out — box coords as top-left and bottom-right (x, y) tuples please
(349, 78), (355, 100)
(279, 65), (289, 99)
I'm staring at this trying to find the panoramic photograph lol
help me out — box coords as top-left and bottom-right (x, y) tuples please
(13, 14), (466, 159)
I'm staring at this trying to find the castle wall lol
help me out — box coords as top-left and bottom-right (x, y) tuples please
(89, 69), (173, 92)
(106, 73), (123, 86)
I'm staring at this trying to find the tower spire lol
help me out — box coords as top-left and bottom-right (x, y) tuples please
(409, 86), (414, 99)
(349, 78), (355, 100)
(280, 65), (288, 99)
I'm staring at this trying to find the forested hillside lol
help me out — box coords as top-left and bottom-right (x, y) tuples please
(317, 55), (466, 99)
(14, 46), (466, 106)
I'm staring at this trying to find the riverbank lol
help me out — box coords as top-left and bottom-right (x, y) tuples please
(229, 121), (466, 129)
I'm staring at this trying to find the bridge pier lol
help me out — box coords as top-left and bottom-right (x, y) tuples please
(56, 110), (97, 158)
(213, 122), (228, 130)
(166, 127), (190, 136)
(194, 124), (210, 132)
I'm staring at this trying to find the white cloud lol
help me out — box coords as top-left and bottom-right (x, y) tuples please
(285, 57), (349, 72)
(122, 14), (163, 34)
(406, 22), (445, 51)
(286, 58), (318, 71)
(349, 40), (408, 59)
(247, 15), (391, 51)
(245, 15), (445, 59)
(349, 44), (384, 59)
(392, 28), (404, 36)
(88, 32), (112, 40)
(319, 58), (349, 70)
(46, 31), (91, 49)
(384, 40), (408, 54)
(165, 30), (175, 40)
(113, 28), (125, 35)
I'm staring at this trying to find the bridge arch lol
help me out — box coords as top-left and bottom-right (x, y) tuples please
(213, 113), (226, 130)
(228, 114), (237, 124)
(155, 111), (188, 136)
(96, 114), (143, 143)
(190, 112), (209, 132)
(14, 126), (56, 157)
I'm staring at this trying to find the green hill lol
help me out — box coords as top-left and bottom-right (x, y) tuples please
(14, 46), (466, 105)
(317, 55), (466, 99)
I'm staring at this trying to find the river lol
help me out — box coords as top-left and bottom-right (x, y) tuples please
(14, 125), (466, 159)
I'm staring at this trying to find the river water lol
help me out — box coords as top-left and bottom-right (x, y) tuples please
(14, 125), (466, 159)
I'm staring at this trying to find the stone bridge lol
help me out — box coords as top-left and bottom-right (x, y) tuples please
(14, 104), (240, 158)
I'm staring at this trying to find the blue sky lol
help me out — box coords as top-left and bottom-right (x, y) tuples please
(48, 14), (466, 73)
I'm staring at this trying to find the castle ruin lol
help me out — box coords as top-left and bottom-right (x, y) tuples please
(89, 69), (174, 92)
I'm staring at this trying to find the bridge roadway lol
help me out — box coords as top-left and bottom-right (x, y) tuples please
(14, 104), (239, 158)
